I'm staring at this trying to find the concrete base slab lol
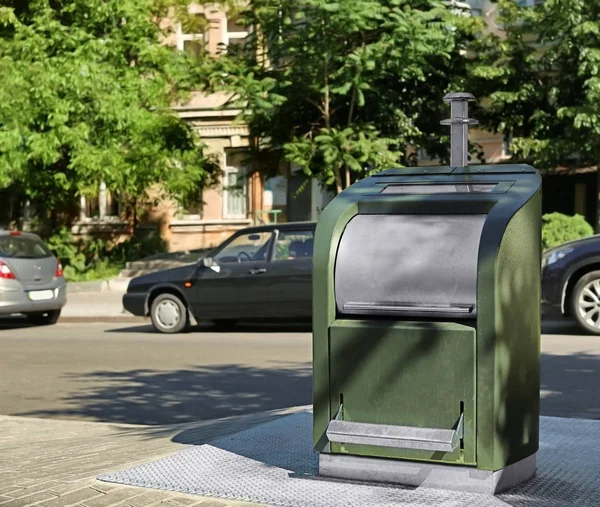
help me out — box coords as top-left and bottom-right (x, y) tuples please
(319, 452), (537, 495)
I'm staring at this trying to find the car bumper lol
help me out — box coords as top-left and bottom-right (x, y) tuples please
(542, 265), (564, 311)
(123, 292), (147, 316)
(0, 284), (66, 315)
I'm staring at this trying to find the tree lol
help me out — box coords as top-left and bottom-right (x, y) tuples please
(207, 0), (485, 194)
(469, 0), (600, 228)
(0, 0), (218, 229)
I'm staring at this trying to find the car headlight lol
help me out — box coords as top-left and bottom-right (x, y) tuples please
(543, 247), (574, 267)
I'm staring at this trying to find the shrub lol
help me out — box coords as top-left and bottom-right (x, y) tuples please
(542, 213), (594, 250)
(46, 228), (167, 281)
(107, 234), (167, 266)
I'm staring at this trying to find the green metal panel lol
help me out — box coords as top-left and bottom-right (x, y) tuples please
(475, 192), (542, 470)
(328, 320), (476, 465)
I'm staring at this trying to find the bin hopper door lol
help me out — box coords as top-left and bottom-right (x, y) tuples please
(335, 214), (486, 319)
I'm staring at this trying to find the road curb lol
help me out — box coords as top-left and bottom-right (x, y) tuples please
(66, 277), (132, 294)
(58, 316), (147, 324)
(66, 281), (109, 293)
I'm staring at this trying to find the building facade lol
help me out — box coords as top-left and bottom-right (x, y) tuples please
(70, 0), (594, 250)
(70, 3), (332, 252)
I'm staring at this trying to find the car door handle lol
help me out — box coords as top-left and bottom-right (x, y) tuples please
(248, 268), (267, 275)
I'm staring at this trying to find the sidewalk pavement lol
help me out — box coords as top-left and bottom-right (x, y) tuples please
(61, 291), (140, 323)
(0, 407), (304, 507)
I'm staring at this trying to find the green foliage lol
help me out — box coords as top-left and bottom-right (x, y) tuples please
(470, 0), (600, 173)
(46, 227), (167, 281)
(107, 234), (167, 266)
(46, 227), (87, 275)
(0, 0), (218, 220)
(542, 213), (594, 250)
(207, 0), (486, 193)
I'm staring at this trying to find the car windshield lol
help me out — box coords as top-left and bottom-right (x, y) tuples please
(0, 236), (53, 259)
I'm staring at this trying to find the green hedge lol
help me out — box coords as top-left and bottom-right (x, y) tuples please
(47, 228), (167, 281)
(542, 212), (594, 251)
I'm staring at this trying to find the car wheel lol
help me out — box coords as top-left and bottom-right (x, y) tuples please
(150, 293), (188, 334)
(571, 270), (600, 335)
(26, 310), (61, 326)
(212, 319), (237, 330)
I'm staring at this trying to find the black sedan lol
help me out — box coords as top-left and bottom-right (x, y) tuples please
(123, 222), (315, 333)
(542, 234), (600, 334)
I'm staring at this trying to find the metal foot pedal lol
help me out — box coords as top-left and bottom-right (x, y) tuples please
(326, 405), (464, 453)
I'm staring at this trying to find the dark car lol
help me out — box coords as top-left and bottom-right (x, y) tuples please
(123, 222), (315, 333)
(542, 234), (600, 334)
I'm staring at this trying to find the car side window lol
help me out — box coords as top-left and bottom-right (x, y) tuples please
(274, 230), (314, 261)
(213, 232), (273, 263)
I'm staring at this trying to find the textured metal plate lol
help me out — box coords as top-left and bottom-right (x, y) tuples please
(99, 411), (600, 507)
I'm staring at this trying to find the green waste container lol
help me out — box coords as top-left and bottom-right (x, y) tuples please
(312, 94), (541, 494)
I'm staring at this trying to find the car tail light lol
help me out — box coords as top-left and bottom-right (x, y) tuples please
(55, 261), (63, 278)
(9, 230), (20, 236)
(0, 260), (15, 280)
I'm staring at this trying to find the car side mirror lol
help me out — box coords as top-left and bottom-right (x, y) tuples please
(202, 257), (213, 267)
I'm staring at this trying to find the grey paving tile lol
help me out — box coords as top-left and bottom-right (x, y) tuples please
(9, 483), (63, 499)
(122, 491), (170, 507)
(156, 498), (199, 506)
(47, 482), (95, 497)
(80, 488), (144, 507)
(0, 491), (58, 507)
(192, 502), (240, 507)
(34, 488), (102, 507)
(85, 485), (115, 496)
(0, 488), (24, 497)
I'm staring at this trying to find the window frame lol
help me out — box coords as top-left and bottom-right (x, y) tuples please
(78, 182), (121, 223)
(222, 13), (250, 54)
(222, 164), (248, 220)
(176, 14), (208, 56)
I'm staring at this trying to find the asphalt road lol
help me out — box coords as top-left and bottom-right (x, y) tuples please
(0, 319), (598, 425)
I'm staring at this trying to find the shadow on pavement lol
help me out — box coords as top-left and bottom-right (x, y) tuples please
(540, 352), (600, 420)
(0, 316), (35, 330)
(541, 317), (590, 336)
(106, 321), (312, 334)
(16, 362), (312, 426)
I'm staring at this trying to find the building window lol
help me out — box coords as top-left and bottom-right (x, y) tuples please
(224, 14), (249, 53)
(223, 151), (248, 219)
(180, 190), (204, 220)
(465, 0), (483, 16)
(177, 13), (208, 59)
(517, 0), (545, 6)
(575, 183), (587, 217)
(502, 132), (514, 158)
(79, 182), (121, 221)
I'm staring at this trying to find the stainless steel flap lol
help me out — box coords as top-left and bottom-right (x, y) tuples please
(334, 214), (486, 318)
(327, 408), (464, 453)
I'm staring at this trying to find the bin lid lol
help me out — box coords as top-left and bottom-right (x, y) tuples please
(374, 164), (535, 177)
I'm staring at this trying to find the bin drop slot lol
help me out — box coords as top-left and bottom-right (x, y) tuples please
(343, 302), (474, 314)
(380, 183), (497, 194)
(327, 405), (464, 453)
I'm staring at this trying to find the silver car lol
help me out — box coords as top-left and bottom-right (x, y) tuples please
(0, 231), (66, 324)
